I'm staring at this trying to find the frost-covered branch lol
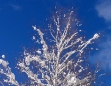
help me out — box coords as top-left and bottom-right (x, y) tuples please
(0, 10), (100, 86)
(0, 59), (19, 86)
(23, 10), (99, 86)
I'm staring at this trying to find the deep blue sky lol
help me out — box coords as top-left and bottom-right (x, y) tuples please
(0, 0), (111, 85)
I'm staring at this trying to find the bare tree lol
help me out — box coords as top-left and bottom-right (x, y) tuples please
(0, 10), (99, 86)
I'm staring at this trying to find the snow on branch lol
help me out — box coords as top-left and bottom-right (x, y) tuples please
(0, 59), (19, 86)
(0, 10), (100, 86)
(22, 10), (99, 86)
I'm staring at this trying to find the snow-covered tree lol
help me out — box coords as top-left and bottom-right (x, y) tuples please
(0, 10), (100, 86)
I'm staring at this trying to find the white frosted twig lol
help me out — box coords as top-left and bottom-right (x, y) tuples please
(0, 59), (19, 86)
(18, 61), (45, 85)
(79, 33), (99, 53)
(18, 11), (99, 86)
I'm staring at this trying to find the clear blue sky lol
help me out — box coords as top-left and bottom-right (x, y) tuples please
(0, 0), (111, 85)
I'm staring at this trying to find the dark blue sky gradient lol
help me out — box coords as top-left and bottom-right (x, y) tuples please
(0, 0), (111, 85)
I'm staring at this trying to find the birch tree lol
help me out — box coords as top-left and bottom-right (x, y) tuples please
(0, 10), (100, 86)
